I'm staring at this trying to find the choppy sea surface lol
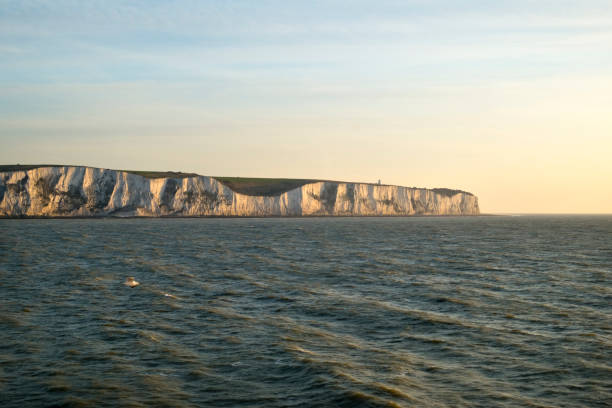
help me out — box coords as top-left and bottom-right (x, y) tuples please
(0, 216), (610, 407)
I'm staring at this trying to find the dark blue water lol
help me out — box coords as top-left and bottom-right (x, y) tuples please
(1, 216), (610, 407)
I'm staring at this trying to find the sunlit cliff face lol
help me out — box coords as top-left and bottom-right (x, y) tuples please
(0, 166), (479, 217)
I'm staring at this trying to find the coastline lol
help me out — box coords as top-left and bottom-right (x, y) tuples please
(0, 165), (480, 218)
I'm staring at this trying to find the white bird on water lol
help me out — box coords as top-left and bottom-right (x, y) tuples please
(124, 277), (140, 287)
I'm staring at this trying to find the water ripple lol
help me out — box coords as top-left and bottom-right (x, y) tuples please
(0, 216), (610, 407)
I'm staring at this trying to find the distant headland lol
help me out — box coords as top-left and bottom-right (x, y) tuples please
(0, 165), (479, 217)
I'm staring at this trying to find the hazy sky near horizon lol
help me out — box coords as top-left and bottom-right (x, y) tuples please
(1, 0), (611, 213)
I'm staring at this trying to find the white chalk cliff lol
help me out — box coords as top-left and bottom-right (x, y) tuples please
(0, 166), (479, 217)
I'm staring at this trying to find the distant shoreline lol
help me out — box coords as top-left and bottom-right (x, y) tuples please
(0, 165), (481, 217)
(3, 213), (608, 220)
(0, 214), (496, 220)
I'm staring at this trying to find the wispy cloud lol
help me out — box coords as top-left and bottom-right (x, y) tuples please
(1, 0), (611, 212)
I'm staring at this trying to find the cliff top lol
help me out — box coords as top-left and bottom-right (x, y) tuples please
(0, 164), (473, 197)
(214, 177), (316, 196)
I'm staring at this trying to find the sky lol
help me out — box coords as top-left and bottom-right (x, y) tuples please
(1, 0), (611, 213)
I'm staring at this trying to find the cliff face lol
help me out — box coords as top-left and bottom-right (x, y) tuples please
(0, 166), (479, 217)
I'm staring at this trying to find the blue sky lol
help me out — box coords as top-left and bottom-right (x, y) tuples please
(1, 0), (611, 212)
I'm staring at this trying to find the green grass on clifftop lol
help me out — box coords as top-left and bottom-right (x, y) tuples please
(213, 177), (316, 196)
(126, 170), (200, 179)
(0, 164), (62, 172)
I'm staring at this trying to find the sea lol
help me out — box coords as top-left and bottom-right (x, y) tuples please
(0, 216), (610, 407)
